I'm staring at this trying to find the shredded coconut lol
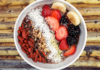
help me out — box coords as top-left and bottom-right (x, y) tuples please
(28, 7), (62, 63)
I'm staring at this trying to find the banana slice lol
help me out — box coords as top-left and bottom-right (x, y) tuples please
(51, 2), (66, 13)
(67, 11), (81, 26)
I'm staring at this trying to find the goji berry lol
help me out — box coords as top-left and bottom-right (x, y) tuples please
(41, 57), (46, 63)
(39, 55), (41, 62)
(18, 30), (21, 34)
(36, 50), (38, 55)
(25, 28), (29, 30)
(21, 43), (26, 47)
(24, 40), (28, 44)
(26, 44), (29, 48)
(21, 47), (27, 54)
(18, 35), (24, 43)
(28, 41), (34, 48)
(30, 38), (35, 44)
(18, 41), (22, 45)
(19, 27), (22, 30)
(21, 23), (24, 29)
(28, 55), (31, 58)
(28, 48), (31, 53)
(42, 51), (46, 57)
(34, 54), (38, 62)
(22, 30), (27, 39)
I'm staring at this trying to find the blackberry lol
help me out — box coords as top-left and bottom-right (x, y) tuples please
(60, 15), (69, 24)
(68, 24), (80, 36)
(67, 36), (78, 45)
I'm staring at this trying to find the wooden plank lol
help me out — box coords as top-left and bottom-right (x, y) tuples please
(66, 0), (100, 4)
(0, 0), (100, 6)
(0, 56), (22, 60)
(72, 4), (100, 8)
(0, 50), (18, 55)
(0, 0), (35, 5)
(84, 16), (100, 20)
(78, 7), (100, 16)
(0, 34), (13, 38)
(87, 37), (100, 43)
(0, 5), (26, 9)
(0, 9), (22, 18)
(78, 56), (100, 61)
(0, 43), (15, 47)
(0, 18), (17, 22)
(0, 24), (14, 29)
(0, 38), (14, 42)
(70, 60), (100, 67)
(86, 43), (100, 46)
(0, 30), (13, 34)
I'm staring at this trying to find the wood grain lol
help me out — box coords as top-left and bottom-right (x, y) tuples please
(0, 0), (100, 6)
(0, 56), (22, 60)
(0, 38), (14, 42)
(0, 0), (100, 68)
(0, 50), (18, 55)
(66, 0), (100, 4)
(0, 43), (15, 47)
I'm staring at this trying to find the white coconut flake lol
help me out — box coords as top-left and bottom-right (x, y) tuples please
(28, 7), (62, 63)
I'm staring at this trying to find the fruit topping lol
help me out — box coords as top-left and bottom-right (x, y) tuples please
(55, 26), (68, 41)
(67, 11), (80, 26)
(51, 2), (67, 13)
(68, 24), (80, 36)
(67, 36), (78, 45)
(51, 10), (61, 21)
(42, 5), (51, 17)
(63, 45), (76, 57)
(46, 16), (59, 32)
(59, 39), (69, 50)
(60, 15), (69, 24)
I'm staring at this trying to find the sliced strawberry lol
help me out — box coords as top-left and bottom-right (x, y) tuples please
(55, 26), (68, 41)
(46, 16), (59, 32)
(59, 39), (69, 50)
(42, 5), (51, 17)
(63, 45), (76, 57)
(51, 10), (61, 21)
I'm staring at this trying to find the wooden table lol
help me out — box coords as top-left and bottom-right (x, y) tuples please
(0, 0), (100, 70)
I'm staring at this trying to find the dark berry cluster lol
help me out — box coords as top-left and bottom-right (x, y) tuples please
(67, 36), (78, 45)
(68, 24), (80, 36)
(66, 24), (80, 45)
(60, 15), (69, 24)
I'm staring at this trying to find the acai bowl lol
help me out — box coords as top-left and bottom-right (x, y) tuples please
(14, 0), (87, 70)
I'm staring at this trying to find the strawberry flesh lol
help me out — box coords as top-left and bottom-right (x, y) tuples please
(55, 26), (68, 41)
(63, 45), (76, 57)
(42, 5), (51, 17)
(51, 10), (61, 21)
(59, 39), (69, 50)
(46, 16), (59, 32)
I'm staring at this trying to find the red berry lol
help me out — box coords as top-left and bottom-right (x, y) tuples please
(46, 16), (59, 32)
(42, 5), (51, 17)
(55, 26), (68, 41)
(59, 39), (69, 50)
(51, 10), (61, 21)
(63, 45), (76, 57)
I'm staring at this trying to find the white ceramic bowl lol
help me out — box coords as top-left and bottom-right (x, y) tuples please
(14, 0), (87, 70)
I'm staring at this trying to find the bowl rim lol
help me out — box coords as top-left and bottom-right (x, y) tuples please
(14, 0), (87, 70)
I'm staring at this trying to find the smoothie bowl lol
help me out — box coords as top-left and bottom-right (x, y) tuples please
(14, 0), (87, 70)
